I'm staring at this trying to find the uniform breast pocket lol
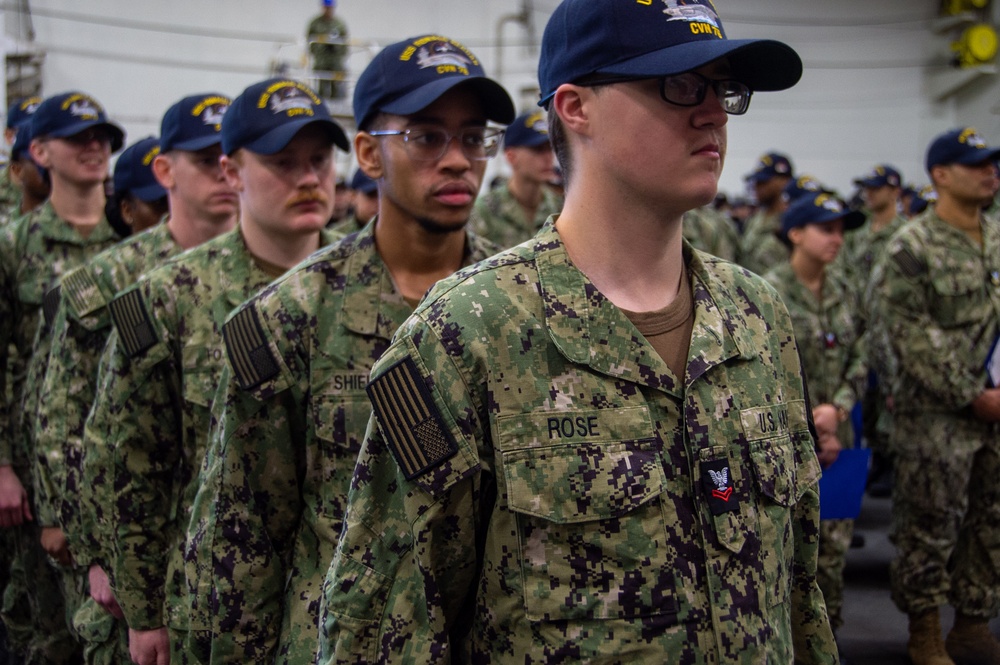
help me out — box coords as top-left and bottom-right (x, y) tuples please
(502, 439), (674, 622)
(930, 270), (988, 328)
(313, 390), (371, 454)
(750, 436), (808, 608)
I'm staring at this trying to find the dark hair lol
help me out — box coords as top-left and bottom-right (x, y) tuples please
(547, 104), (572, 189)
(545, 82), (612, 190)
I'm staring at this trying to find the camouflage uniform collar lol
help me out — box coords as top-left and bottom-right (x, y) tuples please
(340, 219), (494, 338)
(32, 199), (119, 245)
(533, 224), (754, 393)
(341, 220), (406, 338)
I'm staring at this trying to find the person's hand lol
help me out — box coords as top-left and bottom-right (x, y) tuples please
(0, 465), (32, 528)
(129, 627), (170, 665)
(972, 388), (1000, 422)
(40, 526), (72, 566)
(817, 432), (842, 469)
(89, 564), (124, 619)
(812, 404), (840, 439)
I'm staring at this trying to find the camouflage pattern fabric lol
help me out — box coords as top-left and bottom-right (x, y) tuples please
(0, 200), (120, 468)
(328, 214), (368, 237)
(306, 14), (348, 70)
(30, 221), (180, 665)
(0, 167), (19, 217)
(683, 205), (740, 263)
(763, 262), (865, 427)
(183, 220), (498, 664)
(0, 200), (121, 663)
(37, 221), (180, 565)
(835, 212), (908, 451)
(739, 208), (787, 277)
(86, 227), (334, 643)
(871, 208), (1000, 618)
(319, 222), (837, 664)
(764, 262), (866, 632)
(817, 518), (853, 632)
(469, 182), (562, 250)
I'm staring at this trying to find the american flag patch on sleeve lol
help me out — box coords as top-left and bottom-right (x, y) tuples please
(108, 289), (158, 358)
(223, 305), (280, 391)
(366, 356), (458, 481)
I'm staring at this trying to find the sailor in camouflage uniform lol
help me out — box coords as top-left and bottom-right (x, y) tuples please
(183, 39), (511, 664)
(2, 107), (50, 226)
(84, 79), (347, 665)
(740, 151), (793, 276)
(871, 128), (1000, 665)
(321, 2), (836, 663)
(0, 91), (125, 664)
(682, 203), (740, 262)
(0, 97), (42, 217)
(840, 165), (908, 496)
(764, 194), (867, 635)
(328, 168), (378, 235)
(469, 110), (561, 249)
(38, 93), (237, 665)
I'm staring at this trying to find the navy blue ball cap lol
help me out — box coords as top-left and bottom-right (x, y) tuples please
(113, 136), (167, 202)
(353, 35), (515, 129)
(222, 78), (349, 155)
(350, 168), (377, 194)
(160, 93), (231, 153)
(30, 92), (124, 152)
(538, 0), (802, 107)
(781, 193), (865, 238)
(925, 127), (1000, 173)
(503, 111), (550, 148)
(853, 164), (902, 189)
(10, 121), (33, 160)
(6, 96), (41, 130)
(782, 174), (833, 203)
(745, 152), (793, 183)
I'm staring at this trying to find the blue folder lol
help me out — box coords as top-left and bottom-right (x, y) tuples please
(819, 447), (872, 521)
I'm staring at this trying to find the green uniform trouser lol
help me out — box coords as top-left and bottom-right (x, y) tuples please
(71, 590), (130, 664)
(1, 517), (79, 664)
(817, 518), (854, 632)
(890, 414), (1000, 618)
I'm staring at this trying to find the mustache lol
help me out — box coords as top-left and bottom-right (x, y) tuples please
(286, 190), (330, 207)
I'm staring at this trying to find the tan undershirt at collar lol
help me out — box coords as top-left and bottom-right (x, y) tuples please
(619, 266), (694, 384)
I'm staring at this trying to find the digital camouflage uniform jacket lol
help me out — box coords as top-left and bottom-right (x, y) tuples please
(764, 262), (866, 444)
(36, 221), (180, 566)
(683, 205), (740, 264)
(871, 208), (1000, 415)
(86, 227), (335, 633)
(185, 221), (498, 664)
(739, 208), (787, 277)
(469, 182), (562, 250)
(0, 200), (120, 470)
(321, 223), (837, 664)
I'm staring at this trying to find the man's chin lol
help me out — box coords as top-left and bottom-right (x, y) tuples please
(414, 215), (468, 235)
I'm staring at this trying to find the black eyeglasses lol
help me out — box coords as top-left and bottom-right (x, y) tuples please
(368, 126), (505, 161)
(581, 71), (753, 116)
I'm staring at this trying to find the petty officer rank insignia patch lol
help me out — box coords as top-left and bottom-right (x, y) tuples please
(109, 289), (157, 358)
(366, 356), (459, 481)
(701, 458), (738, 515)
(223, 305), (280, 391)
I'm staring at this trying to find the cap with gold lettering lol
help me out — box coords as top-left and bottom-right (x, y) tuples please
(538, 0), (802, 107)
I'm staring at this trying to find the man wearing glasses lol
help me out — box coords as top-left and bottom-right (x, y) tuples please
(0, 91), (124, 664)
(183, 36), (510, 664)
(321, 1), (837, 663)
